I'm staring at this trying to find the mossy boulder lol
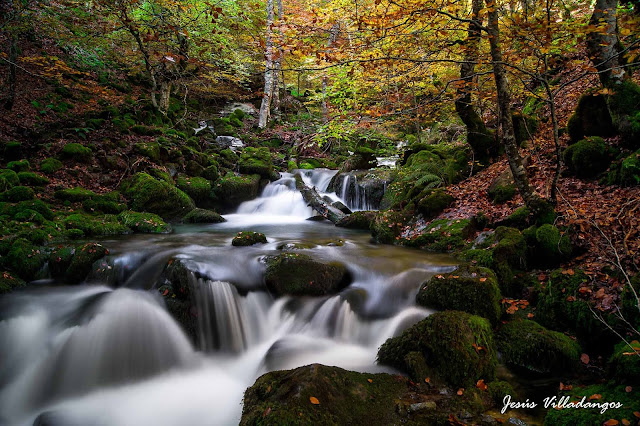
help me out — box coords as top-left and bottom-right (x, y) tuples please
(1, 186), (34, 202)
(6, 238), (47, 280)
(512, 112), (538, 145)
(564, 137), (611, 178)
(417, 189), (454, 218)
(121, 173), (195, 220)
(491, 226), (527, 296)
(607, 340), (640, 385)
(10, 199), (55, 221)
(61, 143), (92, 162)
(3, 141), (22, 160)
(403, 219), (473, 252)
(48, 246), (75, 278)
(496, 319), (580, 375)
(605, 149), (640, 186)
(82, 193), (126, 214)
(182, 208), (225, 223)
(0, 169), (19, 191)
(7, 159), (30, 172)
(377, 311), (497, 387)
(567, 91), (615, 143)
(487, 381), (516, 407)
(55, 187), (96, 202)
(202, 164), (219, 182)
(0, 271), (26, 294)
(371, 211), (408, 244)
(416, 265), (502, 325)
(17, 171), (49, 186)
(264, 253), (352, 297)
(176, 176), (212, 205)
(117, 211), (172, 233)
(63, 213), (131, 236)
(232, 231), (267, 246)
(40, 158), (63, 174)
(13, 208), (45, 224)
(607, 79), (640, 146)
(532, 224), (572, 266)
(66, 242), (108, 283)
(239, 147), (275, 179)
(134, 142), (160, 160)
(213, 173), (260, 212)
(335, 211), (376, 230)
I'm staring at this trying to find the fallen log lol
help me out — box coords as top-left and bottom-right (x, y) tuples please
(294, 173), (347, 224)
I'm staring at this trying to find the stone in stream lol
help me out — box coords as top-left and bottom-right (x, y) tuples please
(65, 243), (109, 284)
(331, 200), (352, 214)
(182, 208), (226, 224)
(232, 231), (267, 246)
(335, 211), (376, 230)
(263, 253), (352, 297)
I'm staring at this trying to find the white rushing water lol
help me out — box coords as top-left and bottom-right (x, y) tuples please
(0, 169), (456, 426)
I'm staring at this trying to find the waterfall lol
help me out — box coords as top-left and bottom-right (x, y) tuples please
(336, 173), (378, 211)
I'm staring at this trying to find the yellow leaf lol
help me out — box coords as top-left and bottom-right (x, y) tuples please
(309, 396), (320, 405)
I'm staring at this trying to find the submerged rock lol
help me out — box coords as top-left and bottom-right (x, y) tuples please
(264, 253), (352, 297)
(335, 211), (376, 230)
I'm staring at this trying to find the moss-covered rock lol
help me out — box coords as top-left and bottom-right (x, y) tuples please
(17, 171), (49, 186)
(6, 238), (47, 280)
(378, 311), (497, 387)
(212, 173), (260, 212)
(202, 164), (219, 182)
(564, 137), (611, 178)
(134, 142), (160, 160)
(1, 186), (34, 202)
(371, 210), (408, 244)
(55, 187), (96, 202)
(264, 253), (352, 297)
(232, 231), (267, 246)
(512, 112), (538, 145)
(487, 381), (516, 407)
(335, 211), (376, 230)
(48, 246), (75, 278)
(117, 210), (172, 233)
(0, 169), (19, 191)
(607, 340), (640, 385)
(0, 270), (26, 293)
(39, 158), (63, 174)
(63, 213), (131, 236)
(121, 173), (195, 220)
(61, 143), (92, 162)
(416, 265), (502, 325)
(176, 175), (212, 205)
(11, 199), (55, 221)
(532, 224), (572, 266)
(497, 319), (580, 375)
(492, 226), (527, 296)
(82, 193), (126, 214)
(66, 242), (108, 283)
(239, 147), (275, 179)
(182, 208), (226, 223)
(7, 159), (30, 172)
(499, 206), (531, 229)
(3, 141), (22, 160)
(417, 189), (454, 218)
(567, 90), (615, 143)
(607, 79), (640, 146)
(403, 218), (473, 252)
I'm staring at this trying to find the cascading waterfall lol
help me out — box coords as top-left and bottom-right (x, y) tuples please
(0, 168), (457, 426)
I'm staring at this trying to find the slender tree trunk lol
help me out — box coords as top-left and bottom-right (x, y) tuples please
(587, 0), (625, 87)
(322, 23), (340, 123)
(4, 35), (18, 110)
(272, 0), (284, 122)
(159, 80), (171, 115)
(258, 0), (275, 129)
(455, 0), (496, 161)
(487, 0), (537, 208)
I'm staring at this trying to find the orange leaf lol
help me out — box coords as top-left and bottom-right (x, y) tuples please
(588, 394), (602, 400)
(476, 379), (488, 391)
(367, 379), (373, 383)
(581, 353), (590, 364)
(425, 377), (430, 383)
(527, 313), (534, 318)
(634, 412), (640, 418)
(479, 277), (487, 282)
(621, 419), (630, 426)
(603, 420), (619, 426)
(625, 386), (632, 393)
(456, 388), (464, 396)
(309, 396), (320, 405)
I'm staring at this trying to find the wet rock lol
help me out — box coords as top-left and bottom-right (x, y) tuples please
(0, 270), (26, 294)
(183, 208), (226, 224)
(264, 253), (352, 297)
(328, 169), (392, 210)
(66, 243), (109, 284)
(120, 173), (195, 220)
(6, 238), (47, 281)
(305, 215), (327, 222)
(232, 231), (267, 246)
(276, 242), (316, 250)
(331, 200), (352, 214)
(213, 173), (260, 212)
(408, 401), (437, 413)
(238, 147), (276, 180)
(48, 246), (75, 278)
(216, 135), (244, 150)
(335, 211), (376, 230)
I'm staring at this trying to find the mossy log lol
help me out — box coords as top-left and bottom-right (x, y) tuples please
(294, 173), (346, 224)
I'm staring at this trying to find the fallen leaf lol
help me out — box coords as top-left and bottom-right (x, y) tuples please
(425, 377), (430, 383)
(634, 411), (640, 418)
(309, 396), (320, 405)
(589, 394), (602, 400)
(367, 379), (373, 383)
(581, 353), (590, 364)
(621, 419), (630, 426)
(479, 277), (487, 282)
(625, 386), (632, 393)
(457, 388), (464, 396)
(603, 420), (619, 426)
(476, 379), (488, 391)
(527, 313), (534, 318)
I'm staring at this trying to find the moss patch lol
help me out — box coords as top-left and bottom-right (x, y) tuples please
(61, 143), (92, 161)
(1, 186), (34, 202)
(403, 218), (473, 252)
(55, 187), (96, 202)
(564, 137), (611, 178)
(121, 173), (195, 220)
(182, 208), (225, 223)
(417, 189), (454, 218)
(63, 213), (131, 236)
(232, 231), (267, 246)
(66, 242), (109, 283)
(212, 173), (260, 212)
(239, 147), (275, 179)
(6, 238), (47, 280)
(118, 211), (172, 233)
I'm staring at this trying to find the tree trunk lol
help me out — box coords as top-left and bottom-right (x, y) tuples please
(487, 0), (537, 208)
(294, 174), (346, 224)
(4, 35), (18, 110)
(272, 0), (284, 122)
(455, 0), (496, 161)
(587, 0), (625, 87)
(322, 23), (340, 123)
(159, 80), (171, 116)
(258, 0), (275, 129)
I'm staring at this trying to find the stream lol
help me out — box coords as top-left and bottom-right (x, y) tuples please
(0, 169), (457, 426)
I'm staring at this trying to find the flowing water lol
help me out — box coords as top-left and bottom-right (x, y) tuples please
(0, 170), (457, 426)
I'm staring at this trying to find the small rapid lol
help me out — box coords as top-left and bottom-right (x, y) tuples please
(0, 169), (457, 426)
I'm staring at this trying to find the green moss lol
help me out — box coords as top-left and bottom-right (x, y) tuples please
(3, 141), (22, 160)
(564, 137), (611, 178)
(213, 118), (236, 136)
(488, 381), (516, 407)
(264, 253), (352, 297)
(117, 210), (172, 233)
(543, 383), (640, 426)
(239, 147), (274, 179)
(417, 189), (454, 218)
(403, 218), (472, 252)
(176, 176), (212, 204)
(491, 227), (527, 296)
(121, 173), (195, 220)
(567, 90), (615, 143)
(11, 200), (54, 220)
(17, 171), (49, 186)
(13, 209), (45, 224)
(61, 143), (92, 161)
(607, 340), (640, 385)
(7, 159), (30, 172)
(65, 228), (84, 239)
(534, 224), (572, 266)
(416, 265), (502, 325)
(202, 164), (219, 182)
(48, 246), (75, 278)
(63, 213), (131, 236)
(66, 242), (108, 283)
(502, 206), (531, 229)
(512, 112), (538, 145)
(231, 109), (246, 120)
(497, 319), (580, 375)
(287, 159), (298, 171)
(39, 158), (63, 174)
(134, 142), (160, 160)
(0, 270), (26, 294)
(86, 118), (105, 129)
(232, 231), (267, 246)
(7, 238), (47, 280)
(1, 186), (34, 202)
(212, 173), (260, 212)
(0, 169), (19, 191)
(371, 211), (407, 244)
(377, 311), (497, 387)
(183, 208), (225, 223)
(219, 148), (239, 168)
(488, 184), (516, 203)
(82, 194), (126, 214)
(458, 248), (493, 268)
(529, 197), (556, 226)
(335, 211), (376, 230)
(608, 79), (640, 144)
(55, 187), (95, 202)
(131, 125), (163, 136)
